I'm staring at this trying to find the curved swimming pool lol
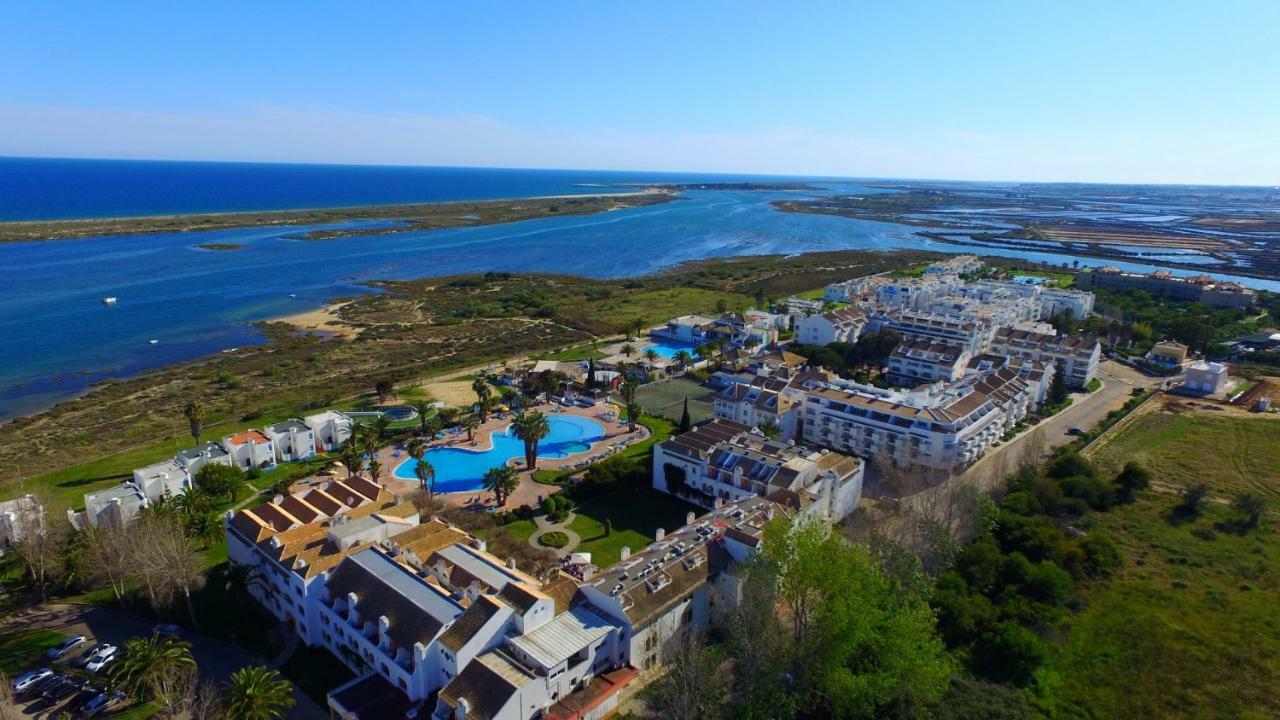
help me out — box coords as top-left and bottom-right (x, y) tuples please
(393, 415), (605, 494)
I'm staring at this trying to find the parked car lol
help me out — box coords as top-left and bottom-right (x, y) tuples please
(84, 645), (118, 673)
(72, 642), (112, 668)
(64, 686), (101, 715)
(44, 634), (88, 660)
(43, 675), (87, 702)
(152, 623), (184, 637)
(11, 667), (53, 693)
(17, 673), (64, 699)
(80, 689), (126, 717)
(1067, 426), (1085, 436)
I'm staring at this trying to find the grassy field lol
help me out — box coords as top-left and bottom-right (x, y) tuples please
(0, 627), (66, 674)
(568, 490), (702, 567)
(1039, 410), (1280, 719)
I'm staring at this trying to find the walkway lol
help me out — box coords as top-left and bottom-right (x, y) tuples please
(528, 511), (582, 557)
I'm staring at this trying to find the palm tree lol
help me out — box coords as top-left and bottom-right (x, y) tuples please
(185, 510), (222, 549)
(338, 439), (362, 479)
(182, 402), (204, 446)
(483, 465), (520, 507)
(409, 399), (435, 436)
(221, 666), (296, 720)
(372, 413), (393, 441)
(224, 561), (271, 606)
(673, 349), (693, 367)
(621, 343), (636, 359)
(619, 377), (640, 432)
(367, 458), (383, 483)
(694, 344), (713, 363)
(407, 438), (435, 498)
(643, 347), (660, 365)
(108, 634), (196, 706)
(472, 378), (493, 422)
(512, 412), (551, 471)
(462, 414), (479, 442)
(630, 319), (644, 340)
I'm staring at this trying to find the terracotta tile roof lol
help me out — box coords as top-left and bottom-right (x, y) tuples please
(496, 581), (548, 614)
(390, 521), (469, 561)
(229, 510), (272, 543)
(545, 667), (637, 720)
(227, 430), (271, 446)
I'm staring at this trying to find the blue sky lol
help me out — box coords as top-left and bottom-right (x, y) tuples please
(2, 1), (1277, 184)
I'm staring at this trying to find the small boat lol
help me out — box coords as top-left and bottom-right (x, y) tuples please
(288, 293), (297, 298)
(148, 339), (159, 345)
(102, 297), (117, 304)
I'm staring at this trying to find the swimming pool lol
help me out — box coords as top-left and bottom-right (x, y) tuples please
(393, 415), (605, 494)
(643, 338), (701, 360)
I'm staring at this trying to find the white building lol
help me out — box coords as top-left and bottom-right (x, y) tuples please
(988, 328), (1102, 388)
(0, 495), (42, 553)
(652, 314), (716, 345)
(78, 484), (148, 528)
(795, 307), (865, 346)
(222, 430), (277, 470)
(873, 309), (992, 355)
(131, 459), (192, 502)
(175, 441), (234, 477)
(1039, 287), (1095, 320)
(886, 339), (971, 388)
(1181, 361), (1230, 395)
(306, 411), (355, 452)
(802, 366), (1037, 472)
(265, 419), (318, 463)
(652, 419), (864, 524)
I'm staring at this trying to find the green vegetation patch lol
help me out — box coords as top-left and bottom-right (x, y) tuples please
(537, 531), (570, 549)
(1036, 412), (1280, 719)
(568, 490), (701, 566)
(0, 628), (66, 674)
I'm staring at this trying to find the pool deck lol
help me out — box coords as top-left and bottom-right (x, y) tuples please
(376, 401), (650, 510)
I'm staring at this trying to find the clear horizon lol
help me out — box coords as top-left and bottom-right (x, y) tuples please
(3, 1), (1279, 186)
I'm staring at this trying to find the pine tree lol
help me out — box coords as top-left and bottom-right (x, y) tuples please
(1048, 365), (1068, 407)
(678, 396), (692, 433)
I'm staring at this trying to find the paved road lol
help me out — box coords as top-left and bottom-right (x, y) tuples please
(2, 603), (325, 719)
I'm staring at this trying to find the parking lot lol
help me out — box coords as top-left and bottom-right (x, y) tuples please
(3, 603), (323, 718)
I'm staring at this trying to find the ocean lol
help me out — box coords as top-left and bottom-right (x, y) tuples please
(0, 157), (1274, 420)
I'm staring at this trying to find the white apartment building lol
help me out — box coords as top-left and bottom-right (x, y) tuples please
(872, 308), (992, 355)
(222, 430), (277, 470)
(131, 458), (192, 502)
(795, 307), (865, 346)
(988, 328), (1102, 388)
(886, 339), (971, 388)
(0, 495), (41, 553)
(307, 411), (355, 452)
(923, 255), (982, 276)
(265, 419), (318, 463)
(652, 419), (864, 524)
(802, 366), (1037, 472)
(228, 471), (799, 720)
(175, 441), (234, 476)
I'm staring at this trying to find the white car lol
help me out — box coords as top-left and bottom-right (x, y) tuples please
(11, 667), (53, 693)
(43, 634), (88, 660)
(84, 645), (118, 673)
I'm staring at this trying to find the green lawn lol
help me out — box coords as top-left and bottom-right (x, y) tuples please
(567, 490), (702, 566)
(1038, 412), (1280, 719)
(501, 518), (540, 542)
(0, 627), (65, 674)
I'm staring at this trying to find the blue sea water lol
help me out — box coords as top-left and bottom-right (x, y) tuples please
(1, 157), (1276, 420)
(393, 415), (605, 494)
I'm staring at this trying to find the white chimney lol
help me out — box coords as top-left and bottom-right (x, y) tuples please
(686, 511), (695, 525)
(506, 557), (517, 570)
(620, 546), (631, 561)
(378, 615), (390, 642)
(345, 592), (359, 622)
(455, 698), (471, 720)
(655, 528), (665, 541)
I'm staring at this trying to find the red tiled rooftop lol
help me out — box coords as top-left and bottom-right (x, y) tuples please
(227, 430), (271, 445)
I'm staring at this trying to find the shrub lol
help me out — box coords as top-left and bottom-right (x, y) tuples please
(974, 622), (1047, 686)
(1047, 452), (1097, 480)
(538, 531), (570, 549)
(246, 467), (263, 480)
